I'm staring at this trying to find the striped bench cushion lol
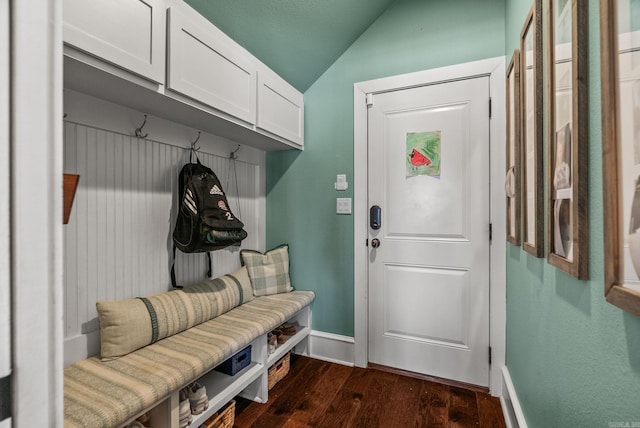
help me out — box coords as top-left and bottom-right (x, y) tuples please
(64, 290), (314, 428)
(97, 267), (254, 359)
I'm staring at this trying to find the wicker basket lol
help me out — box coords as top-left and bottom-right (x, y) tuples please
(201, 400), (235, 428)
(268, 353), (290, 390)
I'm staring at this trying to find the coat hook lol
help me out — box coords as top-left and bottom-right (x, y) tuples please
(191, 131), (201, 152)
(135, 114), (149, 138)
(230, 145), (241, 160)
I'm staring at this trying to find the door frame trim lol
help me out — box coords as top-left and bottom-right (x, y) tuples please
(11, 0), (64, 424)
(353, 56), (506, 395)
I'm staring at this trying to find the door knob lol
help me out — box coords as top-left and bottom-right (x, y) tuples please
(371, 238), (380, 248)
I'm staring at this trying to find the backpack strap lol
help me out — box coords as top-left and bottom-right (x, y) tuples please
(170, 245), (182, 289)
(171, 246), (212, 289)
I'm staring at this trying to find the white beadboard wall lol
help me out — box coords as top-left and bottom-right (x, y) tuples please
(63, 89), (266, 365)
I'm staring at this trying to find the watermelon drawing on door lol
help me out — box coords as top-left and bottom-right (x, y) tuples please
(406, 131), (441, 178)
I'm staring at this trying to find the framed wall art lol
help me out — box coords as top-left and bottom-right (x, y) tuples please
(546, 0), (589, 279)
(521, 0), (544, 257)
(506, 50), (521, 246)
(601, 0), (640, 315)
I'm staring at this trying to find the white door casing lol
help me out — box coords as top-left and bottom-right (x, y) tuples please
(0, 0), (11, 402)
(353, 57), (506, 394)
(367, 77), (491, 387)
(12, 0), (64, 425)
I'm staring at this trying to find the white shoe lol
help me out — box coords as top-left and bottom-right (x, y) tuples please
(179, 388), (193, 427)
(188, 382), (209, 415)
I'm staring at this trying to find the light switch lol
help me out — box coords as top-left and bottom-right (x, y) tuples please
(335, 174), (348, 191)
(336, 198), (352, 214)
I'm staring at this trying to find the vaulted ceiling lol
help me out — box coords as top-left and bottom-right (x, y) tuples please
(184, 0), (398, 92)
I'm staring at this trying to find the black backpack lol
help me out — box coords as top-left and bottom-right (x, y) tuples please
(171, 157), (247, 287)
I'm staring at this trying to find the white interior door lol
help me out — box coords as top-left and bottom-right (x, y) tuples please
(367, 76), (491, 387)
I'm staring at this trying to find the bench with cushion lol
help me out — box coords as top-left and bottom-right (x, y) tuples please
(63, 256), (314, 428)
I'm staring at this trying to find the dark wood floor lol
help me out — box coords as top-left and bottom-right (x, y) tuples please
(233, 355), (506, 428)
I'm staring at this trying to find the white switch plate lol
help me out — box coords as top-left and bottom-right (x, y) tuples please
(336, 198), (352, 214)
(335, 174), (348, 191)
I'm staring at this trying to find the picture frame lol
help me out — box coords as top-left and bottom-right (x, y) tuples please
(601, 0), (640, 315)
(520, 1), (544, 257)
(506, 50), (521, 246)
(546, 0), (589, 279)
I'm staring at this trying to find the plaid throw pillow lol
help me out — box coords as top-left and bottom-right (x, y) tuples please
(241, 245), (293, 296)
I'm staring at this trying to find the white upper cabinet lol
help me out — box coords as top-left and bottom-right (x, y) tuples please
(257, 70), (304, 148)
(62, 0), (303, 150)
(166, 3), (256, 125)
(63, 0), (166, 84)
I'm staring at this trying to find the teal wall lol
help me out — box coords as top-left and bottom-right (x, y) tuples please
(505, 0), (640, 426)
(267, 0), (640, 423)
(266, 0), (505, 336)
(184, 0), (396, 92)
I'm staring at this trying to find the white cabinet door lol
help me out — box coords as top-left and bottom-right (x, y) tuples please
(63, 0), (166, 84)
(257, 71), (304, 147)
(167, 4), (257, 125)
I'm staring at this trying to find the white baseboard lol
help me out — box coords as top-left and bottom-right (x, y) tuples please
(64, 331), (100, 366)
(308, 330), (355, 367)
(501, 366), (528, 428)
